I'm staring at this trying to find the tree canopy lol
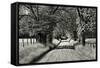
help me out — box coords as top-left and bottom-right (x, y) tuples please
(19, 4), (96, 38)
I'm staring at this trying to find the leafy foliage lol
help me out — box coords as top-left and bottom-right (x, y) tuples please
(19, 4), (96, 38)
(77, 8), (96, 38)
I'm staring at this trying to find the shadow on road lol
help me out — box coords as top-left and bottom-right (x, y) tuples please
(29, 41), (62, 63)
(29, 48), (53, 63)
(56, 46), (75, 49)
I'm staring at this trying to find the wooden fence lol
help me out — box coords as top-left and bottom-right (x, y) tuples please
(19, 38), (37, 49)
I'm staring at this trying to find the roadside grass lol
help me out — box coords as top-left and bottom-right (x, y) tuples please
(19, 38), (96, 64)
(19, 43), (50, 64)
(75, 43), (96, 60)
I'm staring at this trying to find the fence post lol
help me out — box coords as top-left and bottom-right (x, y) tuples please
(22, 39), (24, 47)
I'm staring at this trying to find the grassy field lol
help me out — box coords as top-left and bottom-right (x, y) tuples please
(19, 42), (50, 64)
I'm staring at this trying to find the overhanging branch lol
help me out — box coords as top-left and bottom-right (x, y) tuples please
(24, 5), (38, 20)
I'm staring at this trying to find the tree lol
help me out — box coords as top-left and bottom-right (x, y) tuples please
(19, 4), (60, 44)
(19, 4), (96, 45)
(76, 7), (96, 44)
(53, 7), (78, 39)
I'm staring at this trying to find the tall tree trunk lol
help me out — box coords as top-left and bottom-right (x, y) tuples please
(76, 8), (86, 46)
(81, 31), (85, 46)
(49, 32), (53, 43)
(76, 8), (83, 42)
(73, 31), (77, 41)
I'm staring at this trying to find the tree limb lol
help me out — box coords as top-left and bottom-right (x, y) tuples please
(50, 6), (59, 15)
(30, 5), (38, 20)
(24, 5), (38, 20)
(36, 5), (39, 21)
